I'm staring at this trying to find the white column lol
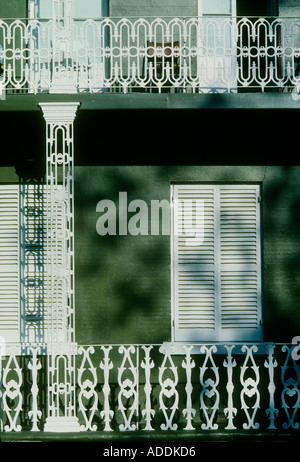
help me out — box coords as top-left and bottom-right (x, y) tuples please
(50, 0), (77, 94)
(40, 102), (81, 432)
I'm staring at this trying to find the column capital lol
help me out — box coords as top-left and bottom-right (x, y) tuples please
(39, 102), (81, 124)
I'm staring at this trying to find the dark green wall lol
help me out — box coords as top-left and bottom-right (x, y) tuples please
(74, 165), (300, 345)
(0, 0), (198, 19)
(74, 166), (171, 345)
(0, 0), (27, 18)
(109, 0), (197, 17)
(0, 0), (298, 20)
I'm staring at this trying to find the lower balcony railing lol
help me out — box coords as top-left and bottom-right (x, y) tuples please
(0, 17), (300, 95)
(1, 343), (300, 434)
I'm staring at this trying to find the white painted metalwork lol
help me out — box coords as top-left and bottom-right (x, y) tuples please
(50, 0), (77, 93)
(182, 345), (196, 430)
(199, 345), (220, 430)
(99, 345), (114, 431)
(240, 345), (260, 430)
(27, 345), (43, 431)
(0, 343), (300, 433)
(141, 345), (155, 431)
(77, 345), (98, 431)
(281, 344), (300, 430)
(158, 343), (179, 431)
(118, 345), (139, 431)
(2, 345), (23, 432)
(264, 343), (279, 430)
(39, 102), (80, 432)
(0, 16), (300, 94)
(223, 345), (237, 430)
(40, 102), (79, 347)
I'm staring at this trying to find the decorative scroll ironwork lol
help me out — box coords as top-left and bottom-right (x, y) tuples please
(0, 343), (300, 433)
(99, 346), (114, 431)
(2, 346), (23, 432)
(40, 103), (80, 348)
(27, 346), (42, 431)
(0, 17), (300, 94)
(281, 344), (300, 430)
(158, 344), (179, 430)
(264, 343), (279, 430)
(48, 348), (73, 418)
(240, 345), (260, 430)
(117, 346), (139, 431)
(141, 346), (155, 431)
(50, 0), (77, 93)
(39, 102), (80, 432)
(77, 346), (98, 431)
(199, 345), (220, 430)
(223, 345), (237, 430)
(182, 345), (196, 430)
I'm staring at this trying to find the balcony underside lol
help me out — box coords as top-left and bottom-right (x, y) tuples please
(0, 92), (299, 110)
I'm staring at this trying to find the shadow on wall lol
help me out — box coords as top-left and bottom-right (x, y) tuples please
(74, 164), (300, 345)
(0, 109), (299, 346)
(74, 166), (172, 345)
(262, 166), (300, 342)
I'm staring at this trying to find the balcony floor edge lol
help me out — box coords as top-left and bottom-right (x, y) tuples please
(2, 430), (300, 443)
(0, 93), (299, 111)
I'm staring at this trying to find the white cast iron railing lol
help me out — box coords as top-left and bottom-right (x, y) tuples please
(0, 17), (300, 94)
(1, 343), (300, 434)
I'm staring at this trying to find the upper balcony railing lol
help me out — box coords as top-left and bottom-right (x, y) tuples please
(0, 16), (300, 95)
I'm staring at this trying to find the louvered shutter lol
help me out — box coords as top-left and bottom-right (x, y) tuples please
(0, 185), (20, 342)
(219, 185), (262, 341)
(0, 184), (66, 345)
(22, 184), (46, 342)
(172, 184), (217, 341)
(171, 184), (262, 342)
(22, 184), (65, 343)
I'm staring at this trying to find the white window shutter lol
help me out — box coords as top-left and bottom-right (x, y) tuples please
(0, 185), (20, 342)
(219, 185), (262, 341)
(172, 184), (262, 343)
(172, 184), (218, 341)
(0, 184), (66, 345)
(23, 184), (65, 343)
(21, 184), (48, 344)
